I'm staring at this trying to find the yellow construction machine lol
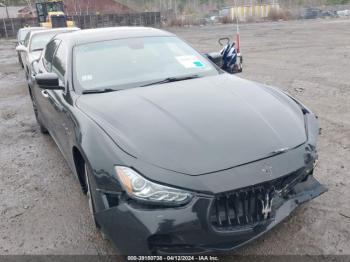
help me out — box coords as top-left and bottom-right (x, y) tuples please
(35, 0), (75, 28)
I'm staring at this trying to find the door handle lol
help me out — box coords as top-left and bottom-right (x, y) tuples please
(41, 90), (49, 98)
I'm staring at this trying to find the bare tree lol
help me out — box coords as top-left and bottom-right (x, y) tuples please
(73, 0), (78, 15)
(78, 0), (81, 15)
(24, 0), (34, 17)
(86, 0), (90, 14)
(2, 0), (10, 19)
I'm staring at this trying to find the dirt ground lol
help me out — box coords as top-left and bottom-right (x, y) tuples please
(0, 19), (349, 255)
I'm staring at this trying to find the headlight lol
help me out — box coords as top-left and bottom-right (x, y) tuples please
(115, 166), (193, 206)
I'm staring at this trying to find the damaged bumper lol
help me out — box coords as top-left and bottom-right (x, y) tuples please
(95, 174), (326, 255)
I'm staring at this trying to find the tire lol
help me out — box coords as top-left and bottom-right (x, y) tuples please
(39, 124), (48, 135)
(85, 163), (98, 227)
(17, 52), (24, 68)
(30, 95), (48, 134)
(84, 163), (109, 240)
(25, 68), (30, 81)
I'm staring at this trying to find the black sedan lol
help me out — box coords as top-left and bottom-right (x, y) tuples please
(29, 27), (326, 255)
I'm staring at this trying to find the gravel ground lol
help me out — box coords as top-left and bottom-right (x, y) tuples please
(0, 19), (349, 255)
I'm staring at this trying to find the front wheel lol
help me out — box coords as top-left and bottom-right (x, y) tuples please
(17, 52), (24, 68)
(85, 163), (97, 227)
(30, 95), (48, 134)
(84, 163), (108, 240)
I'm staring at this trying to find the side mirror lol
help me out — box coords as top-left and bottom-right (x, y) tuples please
(205, 52), (223, 68)
(16, 45), (27, 52)
(35, 73), (63, 90)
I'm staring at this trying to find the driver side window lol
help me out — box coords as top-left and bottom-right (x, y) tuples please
(43, 39), (60, 72)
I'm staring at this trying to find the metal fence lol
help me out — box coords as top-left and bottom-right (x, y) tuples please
(0, 12), (161, 38)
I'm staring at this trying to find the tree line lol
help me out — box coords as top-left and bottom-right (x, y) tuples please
(1, 0), (349, 10)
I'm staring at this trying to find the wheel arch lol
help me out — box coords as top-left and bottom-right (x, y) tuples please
(72, 146), (87, 193)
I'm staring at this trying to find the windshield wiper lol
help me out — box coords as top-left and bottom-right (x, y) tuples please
(140, 74), (201, 87)
(82, 88), (119, 94)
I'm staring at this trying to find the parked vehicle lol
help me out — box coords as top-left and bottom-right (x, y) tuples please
(29, 27), (326, 255)
(16, 27), (79, 81)
(35, 0), (75, 28)
(16, 27), (45, 68)
(303, 7), (321, 19)
(337, 10), (350, 17)
(302, 7), (337, 19)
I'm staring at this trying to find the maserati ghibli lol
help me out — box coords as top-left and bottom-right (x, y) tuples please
(29, 27), (326, 255)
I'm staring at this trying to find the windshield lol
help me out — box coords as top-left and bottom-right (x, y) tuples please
(46, 2), (64, 12)
(74, 36), (219, 92)
(30, 33), (57, 52)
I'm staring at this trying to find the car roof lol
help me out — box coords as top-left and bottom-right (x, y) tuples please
(30, 27), (80, 38)
(18, 27), (45, 37)
(57, 27), (174, 46)
(19, 27), (42, 32)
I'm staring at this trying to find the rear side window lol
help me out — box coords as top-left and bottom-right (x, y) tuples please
(44, 39), (60, 71)
(30, 32), (57, 52)
(52, 42), (67, 78)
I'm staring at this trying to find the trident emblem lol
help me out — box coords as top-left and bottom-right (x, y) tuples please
(261, 192), (274, 219)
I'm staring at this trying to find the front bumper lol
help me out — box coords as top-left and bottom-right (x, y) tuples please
(95, 175), (326, 255)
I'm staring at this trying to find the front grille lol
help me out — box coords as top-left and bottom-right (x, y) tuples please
(210, 169), (306, 231)
(51, 16), (67, 28)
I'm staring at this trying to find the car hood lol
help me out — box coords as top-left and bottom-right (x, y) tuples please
(77, 74), (307, 176)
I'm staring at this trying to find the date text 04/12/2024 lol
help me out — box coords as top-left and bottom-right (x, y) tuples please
(126, 256), (220, 261)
